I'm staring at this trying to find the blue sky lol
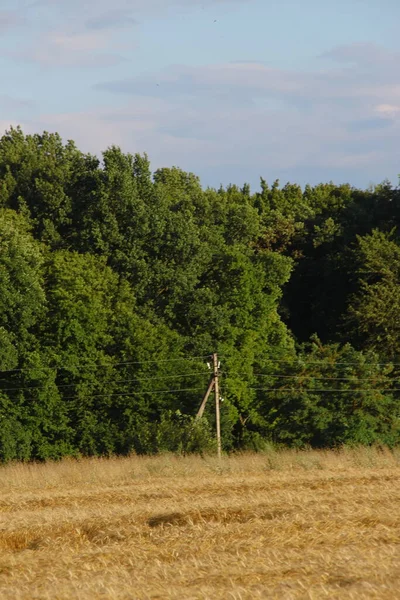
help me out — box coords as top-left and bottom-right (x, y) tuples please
(1, 0), (400, 189)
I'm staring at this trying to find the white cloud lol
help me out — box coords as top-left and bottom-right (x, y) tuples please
(2, 41), (400, 187)
(375, 104), (400, 117)
(49, 31), (107, 52)
(321, 42), (394, 66)
(80, 46), (400, 182)
(95, 55), (400, 109)
(86, 9), (136, 30)
(26, 0), (252, 27)
(10, 0), (252, 68)
(10, 29), (126, 68)
(30, 0), (250, 11)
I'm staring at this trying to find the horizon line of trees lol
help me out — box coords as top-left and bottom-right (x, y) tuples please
(0, 126), (400, 461)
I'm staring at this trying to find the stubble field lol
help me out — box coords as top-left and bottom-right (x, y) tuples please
(0, 447), (400, 599)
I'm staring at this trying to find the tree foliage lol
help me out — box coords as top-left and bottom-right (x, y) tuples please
(0, 126), (399, 460)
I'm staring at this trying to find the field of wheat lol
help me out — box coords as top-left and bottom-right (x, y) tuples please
(0, 447), (399, 599)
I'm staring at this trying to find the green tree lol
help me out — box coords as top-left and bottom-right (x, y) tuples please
(258, 339), (400, 448)
(0, 209), (73, 460)
(0, 127), (83, 246)
(0, 209), (45, 369)
(344, 229), (400, 359)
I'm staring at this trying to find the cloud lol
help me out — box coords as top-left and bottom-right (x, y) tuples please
(9, 0), (252, 69)
(3, 41), (400, 189)
(86, 9), (137, 30)
(89, 44), (400, 183)
(319, 43), (400, 90)
(0, 10), (26, 31)
(8, 3), (138, 68)
(5, 95), (398, 189)
(321, 42), (399, 67)
(26, 0), (253, 24)
(31, 0), (250, 10)
(375, 104), (400, 118)
(346, 118), (393, 133)
(95, 54), (400, 111)
(50, 31), (107, 52)
(11, 30), (126, 68)
(94, 62), (316, 115)
(0, 95), (34, 110)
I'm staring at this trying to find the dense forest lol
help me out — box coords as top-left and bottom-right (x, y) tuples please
(1, 127), (400, 461)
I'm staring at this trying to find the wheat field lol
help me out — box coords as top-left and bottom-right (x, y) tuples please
(0, 448), (399, 599)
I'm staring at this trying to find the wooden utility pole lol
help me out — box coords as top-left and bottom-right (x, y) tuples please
(213, 352), (222, 460)
(196, 353), (222, 459)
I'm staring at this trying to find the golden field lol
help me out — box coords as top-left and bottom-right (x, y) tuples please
(0, 448), (400, 599)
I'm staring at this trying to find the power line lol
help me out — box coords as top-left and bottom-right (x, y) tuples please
(49, 387), (206, 401)
(0, 372), (209, 393)
(249, 387), (399, 393)
(249, 359), (400, 366)
(1, 370), (397, 394)
(252, 374), (395, 381)
(0, 356), (213, 375)
(1, 355), (397, 376)
(224, 372), (397, 382)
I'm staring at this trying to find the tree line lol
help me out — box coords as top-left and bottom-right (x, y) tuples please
(0, 127), (399, 461)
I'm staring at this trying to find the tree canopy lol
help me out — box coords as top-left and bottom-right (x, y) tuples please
(0, 126), (399, 460)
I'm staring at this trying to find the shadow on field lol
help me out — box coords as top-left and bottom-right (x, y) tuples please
(147, 506), (293, 527)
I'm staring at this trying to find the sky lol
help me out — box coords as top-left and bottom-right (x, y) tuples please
(1, 0), (400, 190)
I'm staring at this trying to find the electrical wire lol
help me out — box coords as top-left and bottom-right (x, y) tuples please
(47, 387), (206, 401)
(252, 374), (395, 381)
(0, 372), (210, 393)
(255, 360), (400, 366)
(249, 387), (399, 393)
(1, 369), (398, 395)
(0, 356), (214, 375)
(223, 372), (396, 382)
(2, 355), (397, 377)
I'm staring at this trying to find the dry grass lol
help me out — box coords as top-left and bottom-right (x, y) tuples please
(0, 447), (400, 599)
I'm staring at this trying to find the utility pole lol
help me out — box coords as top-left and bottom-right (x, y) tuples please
(196, 353), (222, 459)
(213, 352), (222, 460)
